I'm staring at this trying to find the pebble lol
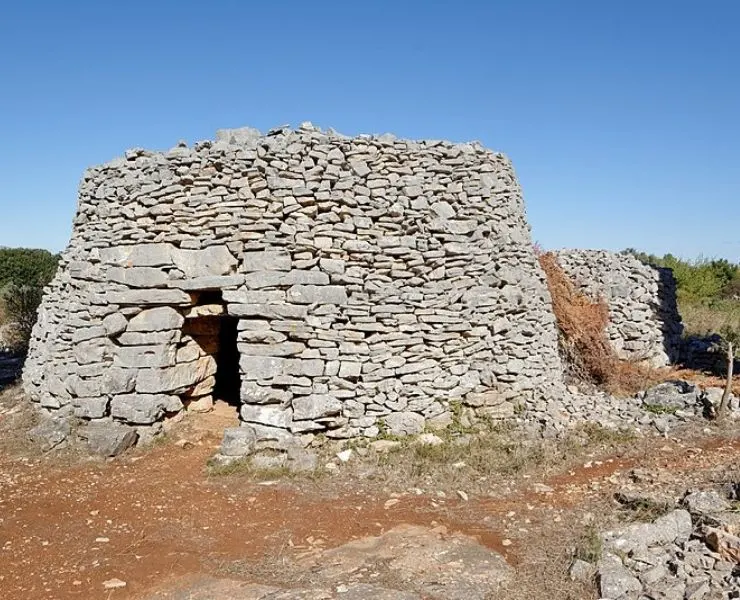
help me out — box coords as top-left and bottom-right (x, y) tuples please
(102, 578), (127, 589)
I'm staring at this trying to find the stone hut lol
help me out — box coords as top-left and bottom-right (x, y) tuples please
(555, 249), (683, 367)
(23, 124), (567, 455)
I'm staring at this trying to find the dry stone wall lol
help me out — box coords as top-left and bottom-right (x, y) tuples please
(555, 250), (683, 367)
(23, 124), (566, 455)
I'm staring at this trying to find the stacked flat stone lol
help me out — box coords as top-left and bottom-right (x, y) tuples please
(555, 250), (683, 367)
(22, 123), (566, 455)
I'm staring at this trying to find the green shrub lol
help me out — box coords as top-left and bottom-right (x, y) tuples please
(625, 249), (740, 338)
(0, 248), (59, 289)
(0, 248), (59, 351)
(1, 284), (44, 351)
(625, 249), (739, 303)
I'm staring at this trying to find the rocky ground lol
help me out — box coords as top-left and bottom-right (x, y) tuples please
(1, 383), (739, 600)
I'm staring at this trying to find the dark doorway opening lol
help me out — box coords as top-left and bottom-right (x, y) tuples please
(213, 316), (241, 407)
(180, 299), (241, 412)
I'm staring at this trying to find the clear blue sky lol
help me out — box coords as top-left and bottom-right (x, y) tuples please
(1, 0), (738, 260)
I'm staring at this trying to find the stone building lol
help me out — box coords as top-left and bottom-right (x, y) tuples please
(555, 249), (683, 367)
(23, 124), (567, 456)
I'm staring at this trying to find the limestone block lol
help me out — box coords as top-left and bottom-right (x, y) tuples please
(240, 404), (293, 428)
(82, 422), (137, 456)
(384, 411), (425, 436)
(107, 289), (191, 305)
(172, 246), (237, 278)
(237, 342), (306, 356)
(319, 258), (346, 274)
(127, 307), (184, 332)
(243, 269), (330, 289)
(118, 330), (180, 346)
(107, 266), (169, 288)
(171, 275), (244, 290)
(72, 396), (109, 419)
(110, 394), (171, 424)
(186, 396), (213, 412)
(74, 340), (107, 365)
(228, 303), (307, 319)
(100, 243), (175, 267)
(72, 326), (107, 343)
(223, 290), (285, 304)
(237, 327), (287, 344)
(101, 367), (137, 395)
(220, 426), (257, 457)
(188, 375), (215, 397)
(28, 416), (70, 451)
(102, 312), (128, 336)
(239, 355), (287, 379)
(135, 356), (217, 393)
(292, 394), (341, 420)
(184, 304), (225, 318)
(242, 250), (292, 272)
(113, 344), (177, 369)
(338, 362), (362, 378)
(287, 285), (348, 305)
(176, 340), (203, 363)
(64, 374), (102, 398)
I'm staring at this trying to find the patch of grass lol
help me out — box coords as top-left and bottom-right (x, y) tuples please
(206, 456), (293, 480)
(573, 524), (602, 564)
(447, 400), (475, 435)
(366, 420), (641, 493)
(374, 419), (406, 442)
(574, 422), (637, 445)
(374, 422), (550, 481)
(681, 297), (740, 338)
(146, 432), (171, 447)
(618, 497), (673, 522)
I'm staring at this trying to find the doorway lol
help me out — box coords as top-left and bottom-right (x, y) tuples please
(212, 316), (240, 406)
(179, 292), (241, 412)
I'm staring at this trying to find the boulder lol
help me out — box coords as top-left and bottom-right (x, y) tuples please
(81, 422), (137, 456)
(641, 381), (699, 411)
(597, 553), (643, 598)
(682, 490), (732, 515)
(28, 416), (71, 451)
(220, 426), (257, 457)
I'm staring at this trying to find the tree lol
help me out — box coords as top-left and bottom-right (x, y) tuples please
(0, 248), (59, 289)
(1, 284), (44, 352)
(0, 248), (59, 352)
(717, 326), (739, 421)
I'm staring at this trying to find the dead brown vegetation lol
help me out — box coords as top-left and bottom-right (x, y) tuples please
(538, 252), (663, 396)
